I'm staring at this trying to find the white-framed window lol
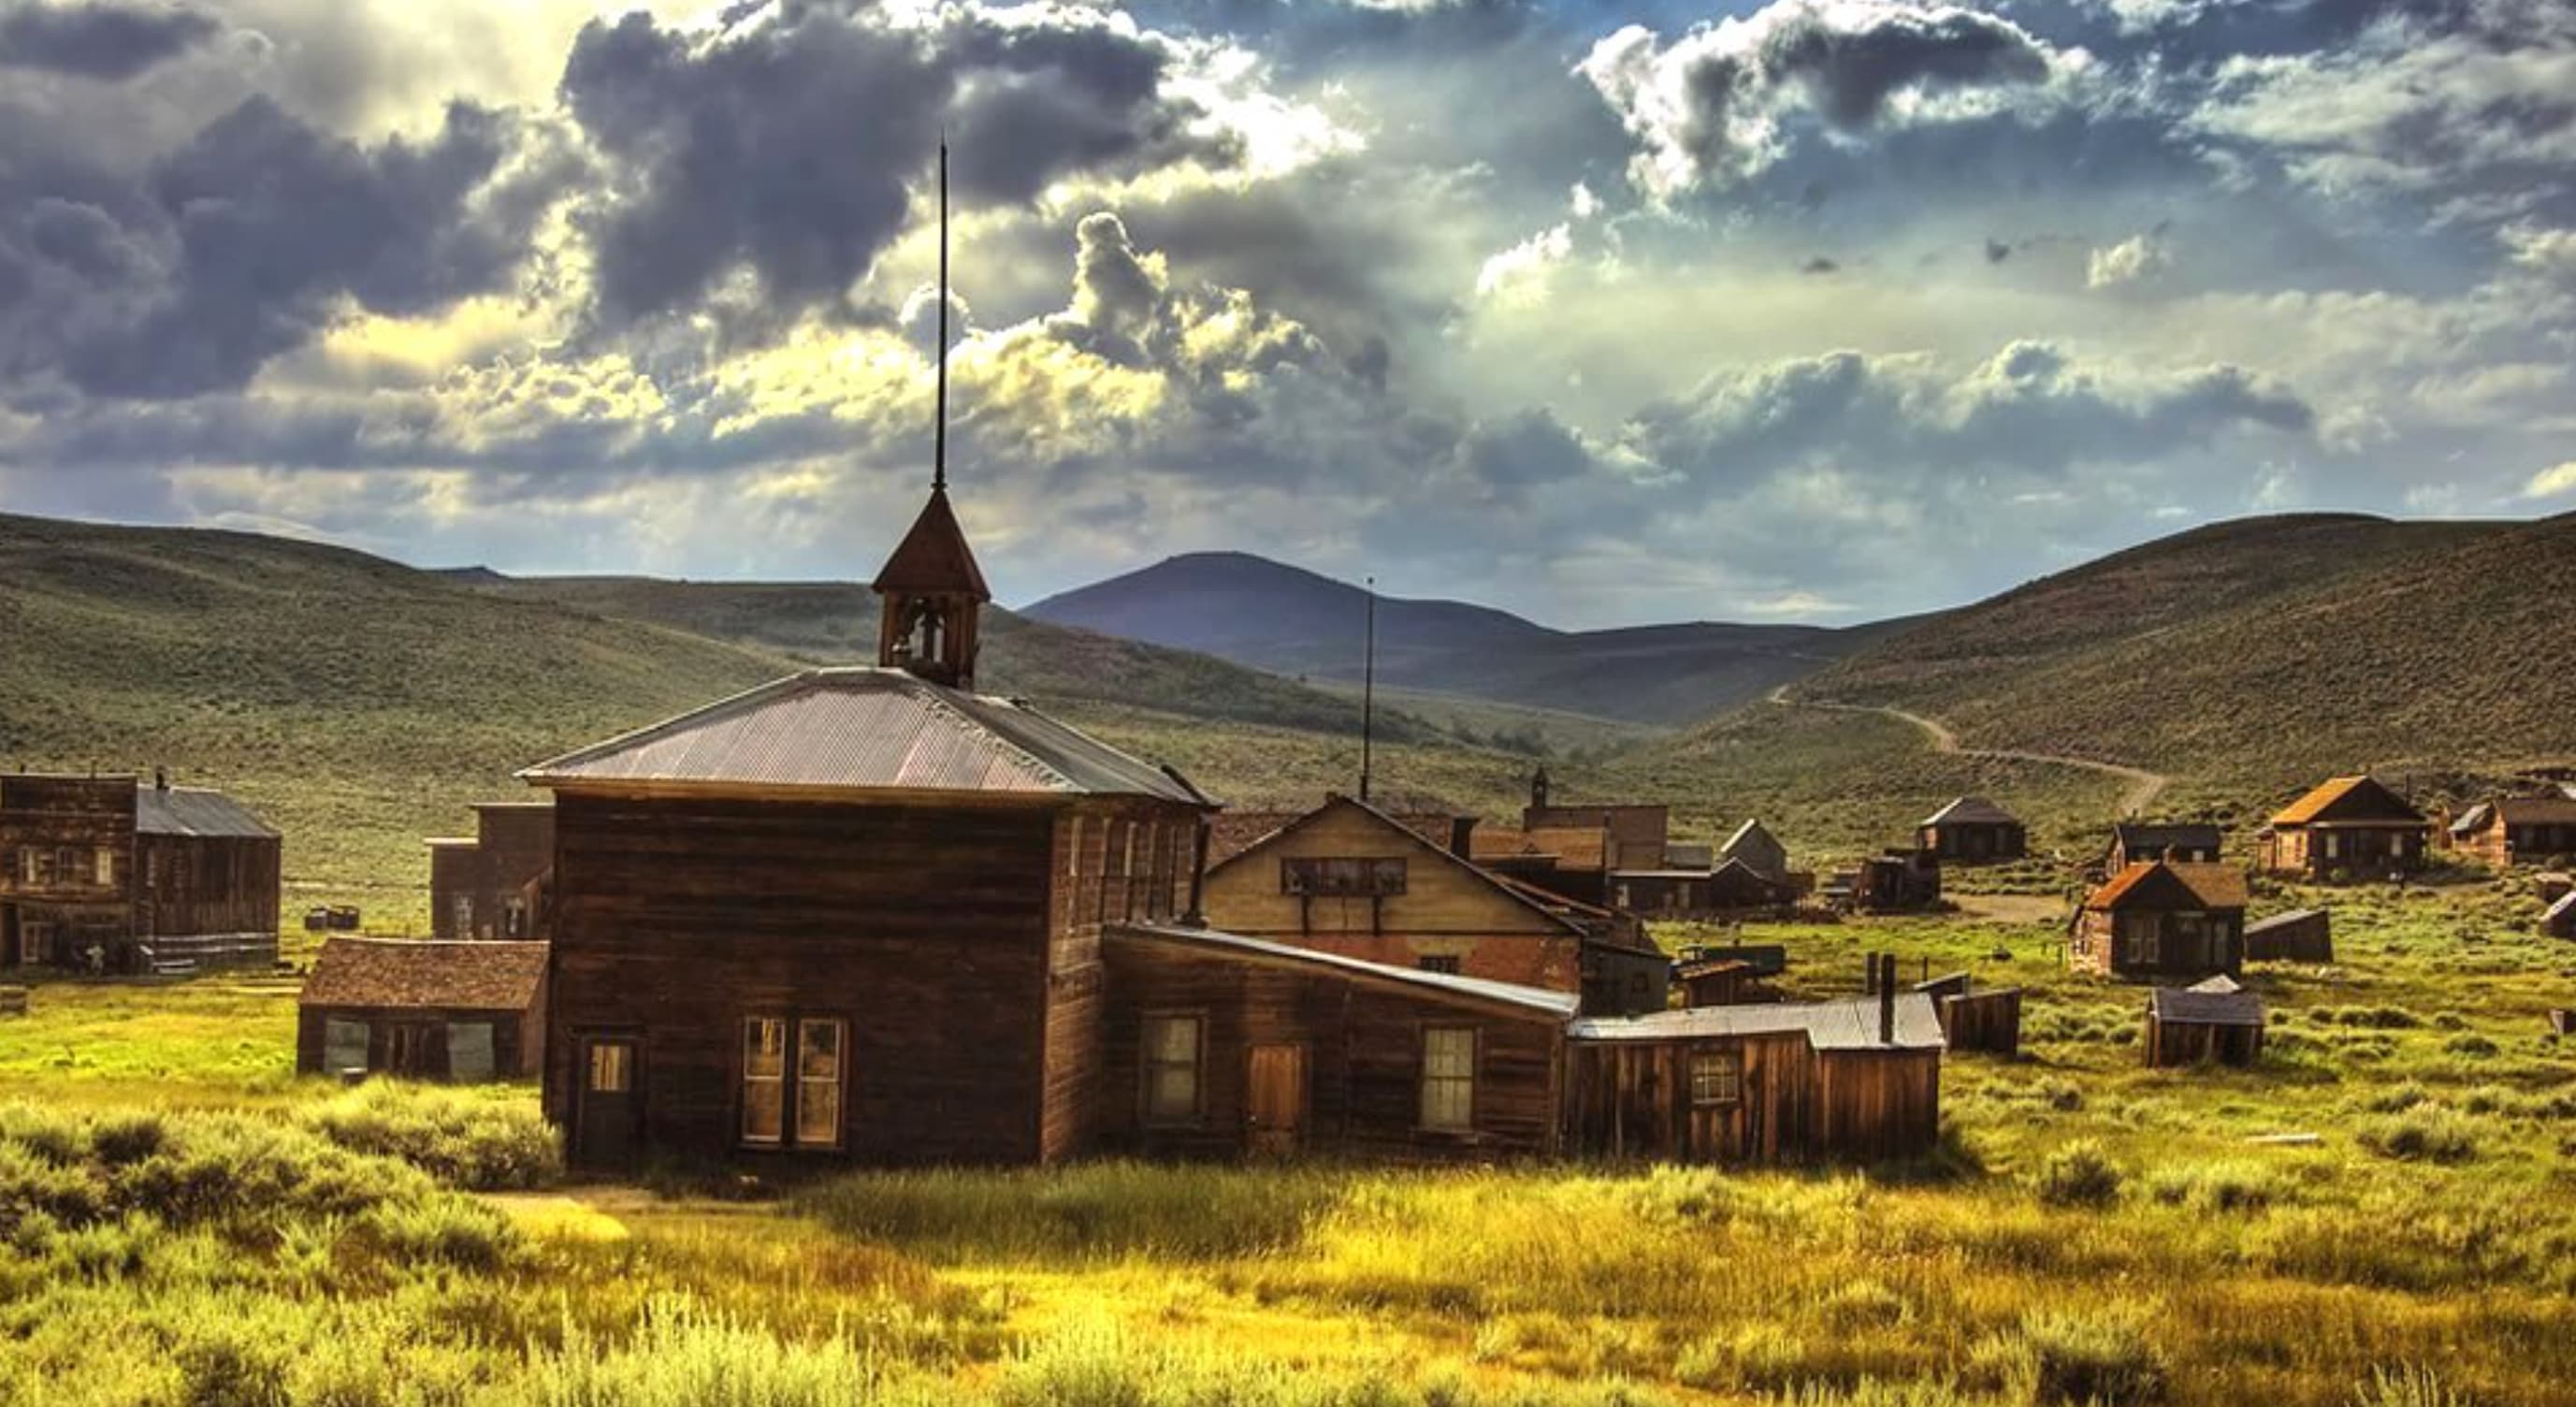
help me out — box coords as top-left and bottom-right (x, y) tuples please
(1142, 1013), (1203, 1124)
(1421, 1026), (1478, 1132)
(743, 1017), (788, 1145)
(796, 1019), (846, 1150)
(323, 1019), (370, 1072)
(1689, 1051), (1743, 1106)
(446, 1022), (497, 1081)
(742, 1015), (846, 1150)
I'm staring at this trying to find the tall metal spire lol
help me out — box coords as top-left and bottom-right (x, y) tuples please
(933, 138), (949, 494)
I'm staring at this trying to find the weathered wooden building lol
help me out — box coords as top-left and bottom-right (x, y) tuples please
(1096, 923), (1575, 1161)
(2258, 776), (2430, 879)
(1675, 954), (1764, 1008)
(1201, 794), (1667, 1015)
(1719, 819), (1791, 884)
(297, 937), (547, 1081)
(2143, 976), (2265, 1067)
(2070, 859), (2249, 981)
(1470, 823), (1614, 906)
(2104, 822), (2223, 873)
(2446, 795), (2576, 870)
(1914, 972), (2022, 1056)
(1565, 981), (1945, 1165)
(1836, 849), (1943, 912)
(1523, 767), (1671, 872)
(1918, 797), (2026, 863)
(2243, 907), (2333, 963)
(427, 801), (554, 940)
(0, 773), (281, 973)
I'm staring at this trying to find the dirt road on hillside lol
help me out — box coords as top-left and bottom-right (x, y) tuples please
(1768, 689), (2170, 816)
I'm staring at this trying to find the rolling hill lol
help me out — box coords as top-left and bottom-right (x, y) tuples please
(1024, 552), (1915, 726)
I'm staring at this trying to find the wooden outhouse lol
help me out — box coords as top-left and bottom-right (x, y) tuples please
(297, 937), (547, 1081)
(1, 773), (281, 974)
(1097, 923), (1574, 1162)
(2143, 976), (2265, 1067)
(427, 801), (554, 940)
(1566, 987), (1945, 1165)
(2071, 860), (2249, 981)
(2257, 776), (2430, 879)
(1918, 797), (2026, 863)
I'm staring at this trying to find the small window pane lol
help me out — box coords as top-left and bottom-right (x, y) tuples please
(1142, 1015), (1202, 1123)
(743, 1018), (786, 1144)
(1690, 1052), (1742, 1106)
(586, 1042), (630, 1093)
(745, 1019), (787, 1078)
(1422, 1027), (1476, 1131)
(94, 848), (115, 887)
(447, 1022), (496, 1081)
(795, 1019), (845, 1150)
(324, 1019), (369, 1072)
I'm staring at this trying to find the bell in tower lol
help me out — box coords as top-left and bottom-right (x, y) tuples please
(872, 137), (989, 691)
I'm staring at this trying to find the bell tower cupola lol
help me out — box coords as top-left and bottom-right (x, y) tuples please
(873, 138), (989, 691)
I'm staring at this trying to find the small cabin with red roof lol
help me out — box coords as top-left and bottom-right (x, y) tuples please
(2257, 776), (2430, 880)
(2072, 859), (2250, 981)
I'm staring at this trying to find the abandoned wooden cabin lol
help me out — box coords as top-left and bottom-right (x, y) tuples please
(1839, 849), (1942, 912)
(1096, 923), (1575, 1161)
(2244, 907), (2333, 963)
(1611, 857), (1792, 918)
(1675, 955), (1764, 1008)
(2446, 795), (2576, 869)
(1719, 819), (1791, 884)
(1200, 793), (1669, 1015)
(1470, 822), (1614, 906)
(1918, 796), (2026, 863)
(1566, 969), (1945, 1165)
(297, 937), (547, 1081)
(2104, 821), (2223, 873)
(427, 801), (554, 940)
(1522, 767), (1671, 871)
(2546, 891), (2576, 940)
(0, 772), (281, 974)
(1912, 972), (2022, 1056)
(2143, 976), (2265, 1067)
(2257, 776), (2430, 879)
(2071, 859), (2249, 981)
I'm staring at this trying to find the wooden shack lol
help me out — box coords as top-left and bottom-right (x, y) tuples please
(1096, 923), (1574, 1162)
(522, 474), (1215, 1171)
(1523, 767), (1671, 872)
(1469, 822), (1614, 907)
(0, 773), (281, 974)
(297, 937), (547, 1081)
(2143, 976), (2265, 1067)
(2244, 908), (2333, 962)
(2257, 776), (2430, 879)
(1719, 819), (1791, 883)
(1676, 955), (1766, 1008)
(1842, 849), (1942, 912)
(1566, 979), (1945, 1165)
(2447, 796), (2576, 870)
(427, 801), (555, 940)
(2545, 892), (2576, 940)
(1918, 797), (2026, 863)
(2071, 860), (2249, 981)
(1913, 972), (2022, 1055)
(2105, 822), (2223, 873)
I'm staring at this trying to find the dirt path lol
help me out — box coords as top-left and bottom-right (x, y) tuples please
(1768, 688), (2171, 816)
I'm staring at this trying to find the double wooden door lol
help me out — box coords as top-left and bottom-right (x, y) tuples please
(1247, 1043), (1307, 1157)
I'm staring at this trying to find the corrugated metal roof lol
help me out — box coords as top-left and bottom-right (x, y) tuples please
(2150, 975), (2265, 1026)
(1570, 994), (1946, 1051)
(1107, 922), (1579, 1017)
(1921, 795), (2019, 828)
(518, 668), (1203, 805)
(134, 785), (278, 838)
(300, 938), (547, 1011)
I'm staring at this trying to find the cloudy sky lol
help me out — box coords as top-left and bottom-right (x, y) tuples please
(0, 0), (2569, 627)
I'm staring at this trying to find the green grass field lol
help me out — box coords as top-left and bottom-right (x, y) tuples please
(7, 874), (2573, 1407)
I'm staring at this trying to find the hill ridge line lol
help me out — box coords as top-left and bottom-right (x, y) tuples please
(1769, 688), (2170, 817)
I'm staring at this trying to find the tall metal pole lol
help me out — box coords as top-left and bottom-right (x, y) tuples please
(1360, 575), (1376, 803)
(933, 138), (948, 494)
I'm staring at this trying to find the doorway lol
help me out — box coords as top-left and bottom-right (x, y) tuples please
(575, 1037), (642, 1168)
(1246, 1043), (1307, 1158)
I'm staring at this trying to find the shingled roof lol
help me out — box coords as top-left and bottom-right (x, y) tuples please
(870, 486), (990, 600)
(300, 938), (548, 1011)
(2087, 860), (2250, 912)
(519, 668), (1204, 805)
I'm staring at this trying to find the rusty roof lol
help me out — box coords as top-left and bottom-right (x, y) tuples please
(519, 668), (1203, 804)
(1107, 922), (1578, 1018)
(1570, 993), (1946, 1051)
(300, 938), (547, 1011)
(134, 785), (278, 839)
(871, 487), (991, 600)
(1921, 795), (2019, 829)
(1470, 823), (1609, 873)
(2270, 775), (2424, 827)
(2088, 860), (2249, 912)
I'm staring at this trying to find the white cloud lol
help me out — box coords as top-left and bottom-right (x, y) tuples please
(2087, 233), (2172, 288)
(1474, 225), (1573, 303)
(2525, 462), (2576, 500)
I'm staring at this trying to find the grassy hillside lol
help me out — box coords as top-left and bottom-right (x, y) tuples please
(1795, 512), (2576, 801)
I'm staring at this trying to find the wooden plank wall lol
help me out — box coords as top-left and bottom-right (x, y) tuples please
(544, 790), (1059, 1168)
(2246, 911), (2333, 963)
(1567, 1037), (1941, 1165)
(1098, 936), (1564, 1163)
(297, 1005), (536, 1080)
(1937, 989), (2022, 1055)
(1042, 800), (1202, 1164)
(2144, 1015), (2263, 1067)
(137, 834), (281, 943)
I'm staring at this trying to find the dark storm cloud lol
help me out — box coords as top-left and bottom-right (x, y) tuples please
(559, 2), (1241, 330)
(0, 0), (217, 80)
(0, 94), (566, 399)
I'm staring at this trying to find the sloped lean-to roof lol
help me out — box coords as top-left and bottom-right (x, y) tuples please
(518, 667), (1204, 805)
(134, 785), (278, 838)
(1107, 923), (1579, 1019)
(1570, 993), (1946, 1051)
(1921, 796), (2019, 828)
(300, 937), (548, 1011)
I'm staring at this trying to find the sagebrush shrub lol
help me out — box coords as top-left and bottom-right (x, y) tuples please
(2033, 1141), (2122, 1208)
